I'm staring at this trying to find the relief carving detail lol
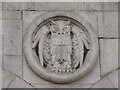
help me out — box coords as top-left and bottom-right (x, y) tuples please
(23, 11), (98, 83)
(32, 20), (90, 73)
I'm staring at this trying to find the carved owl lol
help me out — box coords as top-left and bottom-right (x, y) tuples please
(48, 20), (72, 72)
(32, 20), (90, 73)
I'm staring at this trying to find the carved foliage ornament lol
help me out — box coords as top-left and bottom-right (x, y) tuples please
(23, 11), (98, 83)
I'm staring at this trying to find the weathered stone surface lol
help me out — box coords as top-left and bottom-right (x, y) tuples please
(18, 2), (36, 11)
(0, 1), (2, 10)
(23, 11), (99, 83)
(91, 76), (114, 88)
(32, 83), (92, 88)
(2, 2), (119, 11)
(2, 70), (15, 88)
(103, 2), (118, 11)
(100, 39), (118, 76)
(3, 2), (85, 11)
(23, 11), (45, 35)
(98, 11), (118, 38)
(43, 2), (84, 11)
(0, 11), (1, 19)
(107, 70), (118, 88)
(23, 56), (50, 84)
(0, 68), (2, 89)
(104, 11), (118, 38)
(97, 12), (104, 37)
(84, 2), (103, 11)
(2, 11), (21, 20)
(0, 19), (2, 34)
(19, 2), (85, 11)
(58, 84), (92, 88)
(3, 20), (22, 55)
(2, 2), (119, 88)
(2, 2), (19, 10)
(74, 11), (98, 36)
(23, 55), (100, 84)
(0, 35), (2, 68)
(3, 55), (22, 77)
(8, 76), (33, 88)
(78, 60), (100, 84)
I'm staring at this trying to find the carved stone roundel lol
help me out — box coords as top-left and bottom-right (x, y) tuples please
(23, 11), (99, 83)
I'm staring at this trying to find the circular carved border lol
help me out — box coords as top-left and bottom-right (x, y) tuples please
(23, 11), (99, 83)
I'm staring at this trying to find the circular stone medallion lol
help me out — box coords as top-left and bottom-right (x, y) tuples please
(23, 11), (99, 83)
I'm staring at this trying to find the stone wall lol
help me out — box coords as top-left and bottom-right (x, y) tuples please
(2, 2), (119, 88)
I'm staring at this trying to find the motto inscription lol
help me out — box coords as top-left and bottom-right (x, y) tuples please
(23, 11), (98, 83)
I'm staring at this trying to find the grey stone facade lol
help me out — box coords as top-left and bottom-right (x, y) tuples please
(1, 2), (119, 88)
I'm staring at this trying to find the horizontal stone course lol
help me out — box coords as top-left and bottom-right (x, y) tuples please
(103, 2), (118, 11)
(2, 11), (21, 19)
(2, 2), (118, 11)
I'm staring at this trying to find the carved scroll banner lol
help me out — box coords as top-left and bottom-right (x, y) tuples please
(23, 11), (99, 83)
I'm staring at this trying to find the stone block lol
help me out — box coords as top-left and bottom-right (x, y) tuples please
(104, 11), (118, 38)
(23, 11), (45, 35)
(103, 2), (118, 11)
(107, 70), (118, 88)
(3, 55), (22, 78)
(0, 20), (2, 34)
(0, 1), (1, 10)
(32, 83), (92, 88)
(2, 11), (21, 20)
(0, 35), (2, 68)
(2, 69), (15, 88)
(3, 20), (22, 55)
(0, 68), (2, 89)
(97, 12), (104, 37)
(23, 56), (50, 84)
(8, 76), (33, 88)
(91, 76), (114, 88)
(44, 2), (85, 11)
(2, 2), (19, 10)
(18, 2), (35, 11)
(0, 11), (1, 19)
(19, 2), (85, 11)
(100, 39), (118, 76)
(84, 2), (103, 11)
(74, 11), (98, 36)
(0, 55), (1, 68)
(98, 11), (118, 38)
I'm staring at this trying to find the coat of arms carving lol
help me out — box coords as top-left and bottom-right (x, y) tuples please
(23, 11), (98, 83)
